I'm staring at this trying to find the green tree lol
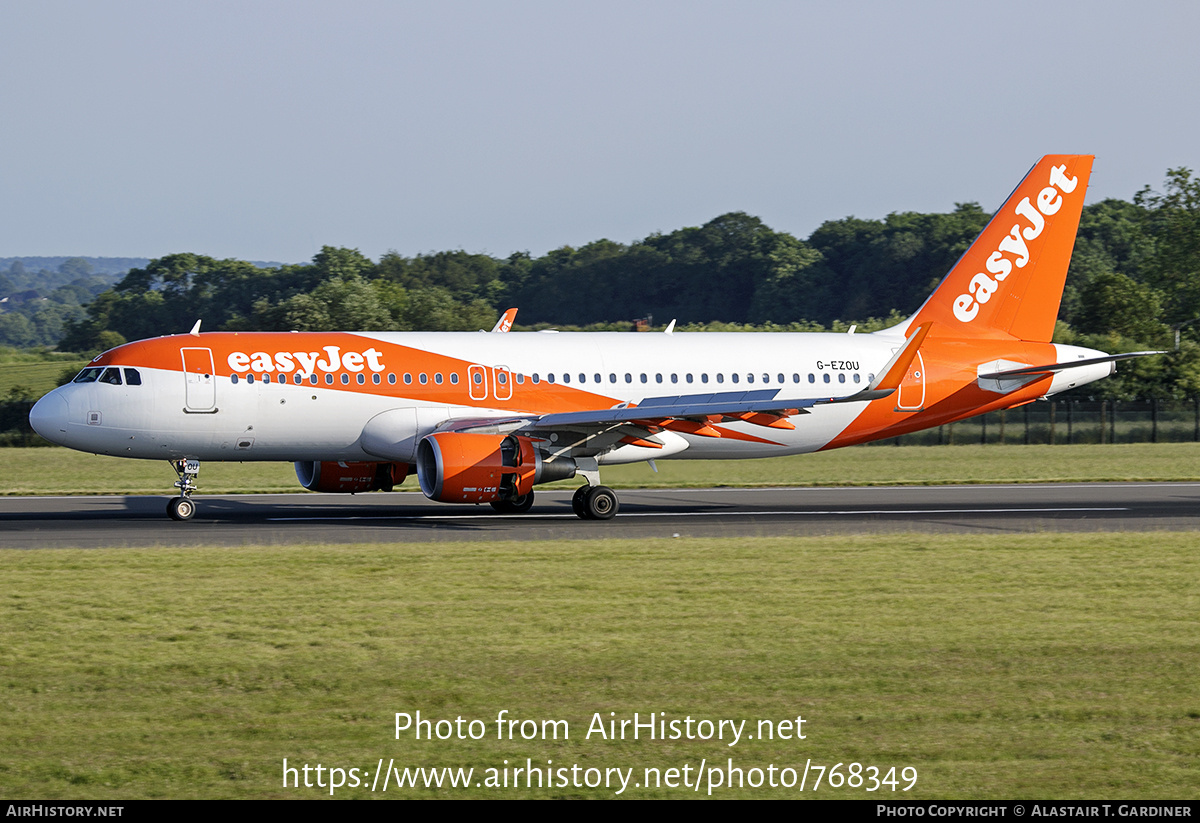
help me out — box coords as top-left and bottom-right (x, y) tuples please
(1136, 168), (1200, 326)
(253, 276), (392, 331)
(1075, 271), (1167, 344)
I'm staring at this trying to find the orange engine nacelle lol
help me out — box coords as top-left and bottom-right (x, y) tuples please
(417, 432), (575, 504)
(295, 461), (409, 494)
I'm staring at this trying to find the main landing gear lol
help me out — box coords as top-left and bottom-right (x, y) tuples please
(167, 458), (200, 521)
(572, 484), (619, 520)
(490, 485), (619, 519)
(490, 490), (536, 514)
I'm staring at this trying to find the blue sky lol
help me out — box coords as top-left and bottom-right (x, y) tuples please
(2, 1), (1197, 263)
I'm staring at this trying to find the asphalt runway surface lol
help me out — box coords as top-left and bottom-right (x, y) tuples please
(3, 483), (1200, 548)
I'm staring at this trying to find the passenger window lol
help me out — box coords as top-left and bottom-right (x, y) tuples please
(295, 374), (304, 385)
(640, 374), (647, 383)
(357, 374), (366, 384)
(686, 374), (693, 383)
(100, 368), (122, 385)
(123, 368), (142, 385)
(248, 374), (256, 384)
(340, 374), (349, 385)
(838, 373), (846, 383)
(716, 374), (724, 384)
(548, 374), (556, 383)
(853, 374), (861, 383)
(776, 374), (783, 383)
(532, 373), (540, 383)
(516, 374), (524, 384)
(655, 374), (662, 383)
(731, 374), (739, 384)
(435, 373), (443, 384)
(808, 374), (815, 383)
(746, 373), (754, 384)
(594, 373), (601, 384)
(374, 374), (382, 384)
(264, 374), (273, 384)
(793, 373), (800, 383)
(310, 374), (319, 385)
(701, 374), (709, 384)
(325, 374), (333, 385)
(671, 374), (678, 384)
(404, 374), (413, 384)
(823, 374), (831, 383)
(625, 373), (632, 383)
(609, 373), (617, 383)
(388, 374), (397, 384)
(231, 374), (239, 385)
(419, 373), (428, 384)
(563, 374), (570, 384)
(472, 372), (481, 385)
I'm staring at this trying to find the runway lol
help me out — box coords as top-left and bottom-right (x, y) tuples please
(3, 482), (1200, 548)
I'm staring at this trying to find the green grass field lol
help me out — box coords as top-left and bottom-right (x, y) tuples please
(1, 533), (1197, 799)
(3, 442), (1200, 496)
(0, 354), (87, 398)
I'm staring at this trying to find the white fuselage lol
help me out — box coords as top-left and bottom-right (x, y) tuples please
(32, 330), (907, 463)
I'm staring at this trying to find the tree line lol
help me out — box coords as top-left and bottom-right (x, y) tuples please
(26, 167), (1200, 401)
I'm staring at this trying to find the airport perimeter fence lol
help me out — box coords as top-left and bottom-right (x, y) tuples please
(872, 398), (1200, 446)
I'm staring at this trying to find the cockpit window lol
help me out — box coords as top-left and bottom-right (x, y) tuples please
(73, 368), (102, 383)
(123, 368), (142, 386)
(99, 368), (123, 385)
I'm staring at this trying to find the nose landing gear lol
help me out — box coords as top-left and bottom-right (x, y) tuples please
(167, 458), (200, 521)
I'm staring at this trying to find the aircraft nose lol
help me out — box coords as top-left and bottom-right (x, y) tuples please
(29, 391), (69, 442)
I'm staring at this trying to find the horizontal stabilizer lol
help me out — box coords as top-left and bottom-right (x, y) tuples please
(978, 351), (1164, 380)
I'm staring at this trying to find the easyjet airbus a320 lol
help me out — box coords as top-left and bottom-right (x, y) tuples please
(30, 155), (1158, 521)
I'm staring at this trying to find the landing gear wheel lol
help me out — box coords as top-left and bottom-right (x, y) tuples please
(582, 485), (619, 520)
(490, 491), (535, 514)
(167, 496), (196, 521)
(572, 485), (591, 518)
(167, 458), (201, 521)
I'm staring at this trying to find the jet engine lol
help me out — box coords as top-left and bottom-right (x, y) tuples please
(295, 461), (409, 493)
(416, 432), (575, 504)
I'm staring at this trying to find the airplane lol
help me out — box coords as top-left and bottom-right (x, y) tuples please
(29, 155), (1160, 521)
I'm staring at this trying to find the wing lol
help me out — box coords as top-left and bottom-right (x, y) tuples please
(490, 308), (518, 333)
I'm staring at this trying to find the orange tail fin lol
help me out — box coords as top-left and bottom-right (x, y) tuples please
(906, 155), (1094, 343)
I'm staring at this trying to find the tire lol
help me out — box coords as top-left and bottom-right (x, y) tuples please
(572, 486), (592, 519)
(167, 496), (196, 521)
(584, 486), (619, 520)
(490, 491), (535, 514)
(508, 491), (535, 514)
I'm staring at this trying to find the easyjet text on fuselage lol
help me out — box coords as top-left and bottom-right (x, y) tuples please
(227, 345), (386, 376)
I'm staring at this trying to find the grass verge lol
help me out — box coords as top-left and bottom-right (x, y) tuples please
(2, 534), (1197, 799)
(0, 356), (87, 397)
(3, 442), (1200, 496)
